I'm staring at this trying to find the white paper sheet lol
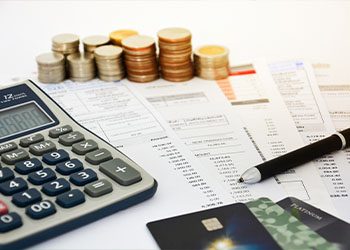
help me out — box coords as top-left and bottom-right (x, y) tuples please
(130, 60), (335, 215)
(21, 77), (285, 249)
(208, 60), (335, 214)
(269, 60), (350, 222)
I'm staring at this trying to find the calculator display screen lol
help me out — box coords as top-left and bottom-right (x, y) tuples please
(0, 102), (53, 139)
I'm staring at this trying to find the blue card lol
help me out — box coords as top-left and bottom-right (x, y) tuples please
(147, 203), (281, 249)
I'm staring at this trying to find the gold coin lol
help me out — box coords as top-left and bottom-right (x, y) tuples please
(110, 30), (139, 45)
(194, 45), (229, 58)
(157, 27), (191, 43)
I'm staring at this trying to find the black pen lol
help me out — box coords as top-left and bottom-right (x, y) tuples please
(238, 128), (350, 184)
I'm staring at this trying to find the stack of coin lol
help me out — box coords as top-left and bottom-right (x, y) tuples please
(110, 29), (138, 46)
(52, 33), (80, 55)
(193, 45), (230, 80)
(67, 52), (96, 82)
(94, 45), (125, 81)
(157, 27), (194, 82)
(82, 35), (110, 53)
(122, 35), (159, 83)
(36, 52), (65, 83)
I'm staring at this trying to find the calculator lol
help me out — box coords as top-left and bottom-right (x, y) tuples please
(0, 80), (157, 249)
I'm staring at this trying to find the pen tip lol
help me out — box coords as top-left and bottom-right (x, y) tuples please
(237, 177), (244, 183)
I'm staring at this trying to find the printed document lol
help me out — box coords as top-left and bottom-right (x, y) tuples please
(129, 60), (335, 215)
(27, 78), (284, 249)
(269, 60), (350, 222)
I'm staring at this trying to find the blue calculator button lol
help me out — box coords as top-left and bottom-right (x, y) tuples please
(28, 168), (57, 185)
(15, 158), (43, 174)
(12, 188), (42, 207)
(0, 212), (22, 232)
(42, 178), (70, 196)
(42, 149), (70, 165)
(56, 189), (85, 208)
(26, 200), (56, 220)
(0, 177), (28, 196)
(69, 169), (98, 186)
(0, 167), (14, 183)
(56, 159), (83, 175)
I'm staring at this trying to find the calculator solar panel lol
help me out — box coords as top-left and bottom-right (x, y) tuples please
(0, 80), (157, 250)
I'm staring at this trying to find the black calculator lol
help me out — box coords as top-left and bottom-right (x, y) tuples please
(0, 80), (157, 249)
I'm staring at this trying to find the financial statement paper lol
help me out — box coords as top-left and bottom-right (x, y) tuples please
(269, 60), (350, 222)
(130, 60), (336, 215)
(16, 78), (285, 249)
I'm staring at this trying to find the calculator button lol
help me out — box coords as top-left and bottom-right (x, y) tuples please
(0, 177), (28, 196)
(42, 178), (70, 196)
(26, 200), (56, 220)
(69, 169), (98, 186)
(0, 167), (14, 183)
(19, 134), (44, 147)
(56, 189), (85, 208)
(56, 159), (83, 175)
(29, 140), (56, 156)
(84, 179), (112, 197)
(1, 148), (29, 165)
(0, 212), (22, 232)
(49, 125), (72, 138)
(15, 158), (43, 174)
(0, 201), (8, 215)
(72, 139), (98, 155)
(85, 149), (112, 165)
(42, 149), (70, 165)
(12, 188), (42, 207)
(0, 142), (17, 155)
(100, 159), (142, 186)
(59, 131), (85, 146)
(28, 168), (57, 185)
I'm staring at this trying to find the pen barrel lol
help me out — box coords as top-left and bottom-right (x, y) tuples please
(257, 130), (350, 181)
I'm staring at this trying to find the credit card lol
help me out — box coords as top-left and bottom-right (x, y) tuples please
(278, 196), (350, 250)
(147, 203), (281, 249)
(247, 197), (338, 250)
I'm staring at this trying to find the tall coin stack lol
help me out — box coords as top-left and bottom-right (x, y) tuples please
(193, 45), (230, 80)
(122, 35), (159, 83)
(157, 27), (194, 82)
(67, 53), (96, 82)
(82, 35), (110, 53)
(94, 45), (125, 82)
(52, 33), (80, 56)
(36, 53), (65, 83)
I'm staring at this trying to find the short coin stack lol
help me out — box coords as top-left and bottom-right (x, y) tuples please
(36, 52), (65, 83)
(122, 35), (159, 83)
(82, 35), (110, 53)
(193, 45), (230, 80)
(67, 53), (96, 82)
(157, 27), (194, 82)
(52, 33), (80, 56)
(94, 45), (125, 82)
(110, 30), (138, 46)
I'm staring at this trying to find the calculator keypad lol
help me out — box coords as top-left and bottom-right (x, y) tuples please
(0, 124), (149, 242)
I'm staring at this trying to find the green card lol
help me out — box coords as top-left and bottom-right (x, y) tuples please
(246, 197), (338, 250)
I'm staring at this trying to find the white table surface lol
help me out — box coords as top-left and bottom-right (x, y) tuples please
(0, 0), (349, 84)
